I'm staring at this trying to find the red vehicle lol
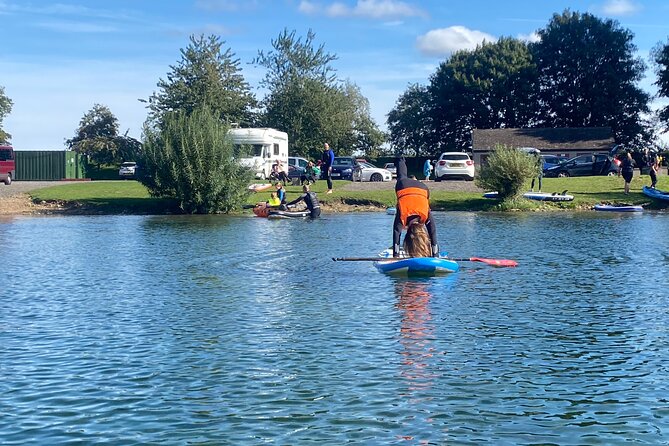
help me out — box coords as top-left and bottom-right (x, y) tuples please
(0, 145), (15, 185)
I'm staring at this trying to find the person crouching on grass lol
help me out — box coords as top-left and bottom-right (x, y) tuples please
(392, 157), (439, 258)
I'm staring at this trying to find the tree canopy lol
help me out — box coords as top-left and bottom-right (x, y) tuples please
(146, 34), (257, 127)
(66, 104), (141, 167)
(387, 10), (654, 155)
(254, 29), (383, 160)
(0, 86), (13, 144)
(531, 10), (652, 147)
(652, 38), (669, 132)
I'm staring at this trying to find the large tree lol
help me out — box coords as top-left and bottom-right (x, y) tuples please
(389, 38), (538, 155)
(254, 29), (384, 160)
(140, 106), (253, 213)
(531, 10), (652, 147)
(0, 86), (13, 144)
(66, 104), (141, 167)
(145, 34), (257, 127)
(387, 84), (434, 156)
(652, 38), (669, 131)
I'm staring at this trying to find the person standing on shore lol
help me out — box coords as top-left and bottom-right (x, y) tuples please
(321, 142), (334, 194)
(423, 159), (432, 181)
(619, 151), (635, 195)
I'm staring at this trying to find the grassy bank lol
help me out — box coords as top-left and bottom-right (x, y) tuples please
(27, 175), (669, 214)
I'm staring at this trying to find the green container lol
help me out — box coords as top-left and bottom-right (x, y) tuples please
(15, 151), (85, 181)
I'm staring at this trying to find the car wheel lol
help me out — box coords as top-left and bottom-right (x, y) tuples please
(557, 172), (569, 178)
(370, 173), (382, 182)
(466, 176), (474, 181)
(4, 174), (11, 185)
(435, 176), (441, 182)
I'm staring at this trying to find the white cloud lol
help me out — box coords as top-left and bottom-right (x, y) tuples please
(517, 31), (540, 43)
(299, 0), (426, 20)
(298, 0), (319, 15)
(601, 0), (641, 16)
(416, 26), (496, 57)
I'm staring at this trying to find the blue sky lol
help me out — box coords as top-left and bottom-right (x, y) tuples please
(2, 0), (669, 150)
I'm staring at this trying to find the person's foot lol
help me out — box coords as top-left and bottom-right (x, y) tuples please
(326, 190), (332, 194)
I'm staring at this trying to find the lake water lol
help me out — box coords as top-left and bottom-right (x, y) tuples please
(1, 211), (668, 444)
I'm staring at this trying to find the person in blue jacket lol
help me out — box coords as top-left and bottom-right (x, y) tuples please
(321, 142), (335, 194)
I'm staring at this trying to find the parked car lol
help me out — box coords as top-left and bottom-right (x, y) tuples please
(330, 156), (358, 181)
(434, 152), (475, 181)
(543, 154), (618, 177)
(288, 156), (309, 171)
(383, 162), (397, 178)
(541, 155), (569, 170)
(352, 162), (393, 182)
(119, 161), (138, 179)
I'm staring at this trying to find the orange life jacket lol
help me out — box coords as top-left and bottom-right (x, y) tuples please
(397, 187), (429, 226)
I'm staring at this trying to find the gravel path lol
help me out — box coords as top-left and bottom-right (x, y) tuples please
(0, 181), (72, 198)
(341, 178), (483, 193)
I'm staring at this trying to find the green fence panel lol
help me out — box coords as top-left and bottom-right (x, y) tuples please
(15, 151), (67, 180)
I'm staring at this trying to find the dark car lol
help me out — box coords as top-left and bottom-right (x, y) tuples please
(541, 155), (568, 170)
(543, 154), (618, 178)
(329, 156), (358, 181)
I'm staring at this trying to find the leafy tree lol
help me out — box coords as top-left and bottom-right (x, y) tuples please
(531, 10), (652, 147)
(389, 38), (538, 156)
(145, 34), (257, 127)
(475, 146), (537, 199)
(0, 86), (13, 144)
(66, 104), (141, 167)
(140, 106), (253, 214)
(652, 39), (669, 131)
(387, 84), (433, 156)
(254, 29), (384, 160)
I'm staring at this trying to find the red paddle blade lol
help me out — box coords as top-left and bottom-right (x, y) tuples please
(469, 257), (518, 267)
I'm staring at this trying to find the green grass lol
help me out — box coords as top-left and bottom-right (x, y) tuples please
(31, 180), (178, 214)
(27, 175), (669, 214)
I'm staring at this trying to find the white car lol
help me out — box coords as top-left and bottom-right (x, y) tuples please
(118, 161), (138, 179)
(434, 152), (475, 181)
(383, 162), (397, 178)
(352, 162), (393, 182)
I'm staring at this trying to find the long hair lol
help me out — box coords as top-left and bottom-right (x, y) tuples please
(403, 220), (432, 257)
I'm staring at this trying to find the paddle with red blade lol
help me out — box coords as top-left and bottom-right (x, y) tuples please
(332, 256), (518, 267)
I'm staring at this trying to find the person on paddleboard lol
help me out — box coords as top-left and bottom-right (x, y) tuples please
(285, 184), (321, 218)
(393, 157), (438, 258)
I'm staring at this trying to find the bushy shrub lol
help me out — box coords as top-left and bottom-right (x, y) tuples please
(140, 107), (254, 213)
(475, 145), (537, 199)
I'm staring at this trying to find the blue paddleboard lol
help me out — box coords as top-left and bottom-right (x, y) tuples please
(374, 249), (459, 276)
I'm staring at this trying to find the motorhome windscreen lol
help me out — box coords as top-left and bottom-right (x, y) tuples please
(0, 148), (13, 161)
(234, 144), (264, 157)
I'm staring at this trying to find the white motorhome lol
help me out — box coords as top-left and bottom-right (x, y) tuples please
(228, 127), (289, 180)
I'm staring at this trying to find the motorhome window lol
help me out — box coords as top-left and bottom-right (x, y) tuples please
(273, 144), (279, 156)
(0, 149), (12, 161)
(234, 144), (263, 158)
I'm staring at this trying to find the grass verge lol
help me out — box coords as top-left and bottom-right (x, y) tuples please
(27, 175), (669, 214)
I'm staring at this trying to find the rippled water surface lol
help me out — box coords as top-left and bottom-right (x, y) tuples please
(2, 211), (669, 444)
